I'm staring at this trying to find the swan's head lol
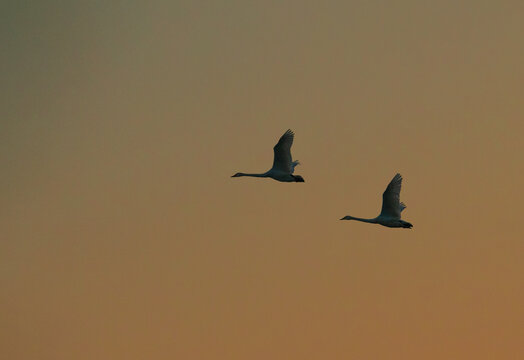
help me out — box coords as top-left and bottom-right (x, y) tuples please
(340, 215), (354, 220)
(231, 172), (244, 178)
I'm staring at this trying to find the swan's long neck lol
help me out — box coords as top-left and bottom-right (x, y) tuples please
(236, 172), (268, 178)
(343, 216), (378, 223)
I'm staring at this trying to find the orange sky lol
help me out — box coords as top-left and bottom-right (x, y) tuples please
(2, 1), (524, 359)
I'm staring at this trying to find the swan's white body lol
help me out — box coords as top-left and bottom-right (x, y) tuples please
(341, 173), (413, 229)
(232, 129), (305, 183)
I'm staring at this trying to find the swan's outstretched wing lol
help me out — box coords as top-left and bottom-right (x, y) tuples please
(272, 129), (294, 173)
(380, 173), (403, 218)
(291, 160), (300, 174)
(400, 202), (407, 212)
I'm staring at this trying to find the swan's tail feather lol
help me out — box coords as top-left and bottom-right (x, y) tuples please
(401, 220), (413, 229)
(292, 175), (305, 182)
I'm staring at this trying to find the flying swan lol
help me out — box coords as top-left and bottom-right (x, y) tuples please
(340, 173), (412, 228)
(232, 129), (305, 182)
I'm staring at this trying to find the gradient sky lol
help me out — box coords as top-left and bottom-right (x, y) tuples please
(2, 1), (524, 359)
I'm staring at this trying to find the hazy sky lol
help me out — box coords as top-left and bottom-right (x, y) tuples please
(2, 1), (524, 359)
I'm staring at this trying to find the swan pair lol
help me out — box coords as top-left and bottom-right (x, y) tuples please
(232, 129), (413, 229)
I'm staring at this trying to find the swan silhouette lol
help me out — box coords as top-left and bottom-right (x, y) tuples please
(232, 129), (304, 182)
(341, 173), (412, 228)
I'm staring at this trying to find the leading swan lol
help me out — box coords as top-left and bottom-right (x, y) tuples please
(341, 173), (413, 228)
(232, 129), (305, 182)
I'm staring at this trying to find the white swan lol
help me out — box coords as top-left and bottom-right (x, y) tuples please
(232, 129), (305, 182)
(341, 173), (413, 228)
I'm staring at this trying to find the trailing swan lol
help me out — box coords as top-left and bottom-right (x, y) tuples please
(341, 173), (412, 228)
